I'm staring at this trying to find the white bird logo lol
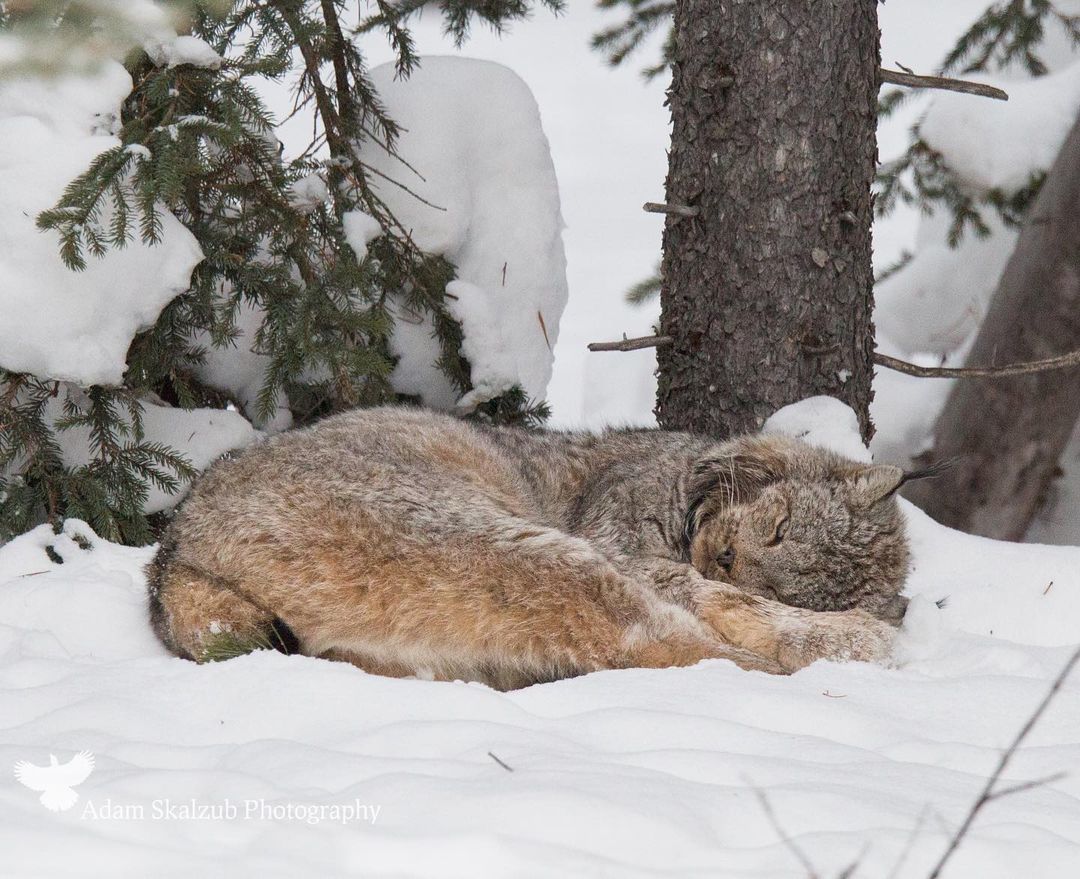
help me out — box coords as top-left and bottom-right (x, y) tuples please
(14, 751), (95, 812)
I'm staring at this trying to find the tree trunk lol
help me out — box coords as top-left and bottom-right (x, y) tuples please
(904, 114), (1080, 540)
(655, 0), (879, 441)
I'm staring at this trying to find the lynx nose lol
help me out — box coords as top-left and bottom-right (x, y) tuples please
(717, 548), (735, 572)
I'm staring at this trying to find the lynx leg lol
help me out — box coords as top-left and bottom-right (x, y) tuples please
(694, 589), (896, 671)
(292, 517), (784, 686)
(154, 499), (782, 685)
(148, 557), (297, 662)
(621, 557), (895, 672)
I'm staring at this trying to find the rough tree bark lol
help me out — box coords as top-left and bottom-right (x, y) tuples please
(905, 114), (1080, 541)
(655, 0), (880, 441)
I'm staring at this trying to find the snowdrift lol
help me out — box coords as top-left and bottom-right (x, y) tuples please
(1, 400), (1078, 877)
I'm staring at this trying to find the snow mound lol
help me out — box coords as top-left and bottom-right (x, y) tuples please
(189, 300), (294, 434)
(2, 400), (1080, 875)
(762, 396), (872, 463)
(364, 57), (568, 411)
(875, 210), (1017, 359)
(921, 61), (1080, 194)
(188, 57), (567, 416)
(0, 64), (203, 386)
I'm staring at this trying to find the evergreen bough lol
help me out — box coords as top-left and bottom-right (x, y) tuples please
(876, 0), (1080, 243)
(0, 0), (561, 545)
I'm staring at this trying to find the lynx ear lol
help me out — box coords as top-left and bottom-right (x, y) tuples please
(681, 439), (793, 556)
(849, 464), (904, 506)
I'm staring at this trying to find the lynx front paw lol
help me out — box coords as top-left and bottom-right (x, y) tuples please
(775, 609), (896, 672)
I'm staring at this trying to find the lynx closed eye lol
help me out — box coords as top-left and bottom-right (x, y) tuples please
(769, 516), (789, 545)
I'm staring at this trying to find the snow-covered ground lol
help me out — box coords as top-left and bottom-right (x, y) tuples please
(3, 3), (1080, 876)
(2, 401), (1079, 877)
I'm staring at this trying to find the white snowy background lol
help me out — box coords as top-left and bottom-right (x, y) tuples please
(2, 1), (1080, 876)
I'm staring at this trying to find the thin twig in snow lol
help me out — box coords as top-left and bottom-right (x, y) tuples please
(887, 805), (931, 879)
(983, 771), (1066, 802)
(925, 644), (1080, 879)
(746, 780), (821, 879)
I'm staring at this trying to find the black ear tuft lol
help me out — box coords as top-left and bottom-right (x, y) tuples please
(897, 458), (957, 490)
(850, 464), (905, 506)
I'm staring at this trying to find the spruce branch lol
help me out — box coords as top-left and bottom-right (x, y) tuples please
(5, 0), (559, 544)
(876, 0), (1070, 252)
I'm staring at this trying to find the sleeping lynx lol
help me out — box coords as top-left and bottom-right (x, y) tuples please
(148, 406), (910, 688)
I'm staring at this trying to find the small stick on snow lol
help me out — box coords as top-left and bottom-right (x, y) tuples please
(487, 751), (514, 772)
(984, 771), (1066, 802)
(925, 644), (1080, 879)
(588, 335), (672, 353)
(879, 68), (1009, 101)
(643, 201), (700, 218)
(1044, 581), (1054, 595)
(537, 311), (552, 351)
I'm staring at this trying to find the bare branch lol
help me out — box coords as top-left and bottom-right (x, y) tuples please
(879, 68), (1009, 101)
(874, 349), (1080, 379)
(643, 201), (700, 218)
(588, 335), (1080, 382)
(886, 805), (931, 879)
(588, 334), (673, 353)
(746, 781), (821, 879)
(926, 644), (1080, 879)
(984, 771), (1066, 802)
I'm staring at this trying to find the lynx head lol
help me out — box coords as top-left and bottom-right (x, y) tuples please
(682, 435), (911, 624)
